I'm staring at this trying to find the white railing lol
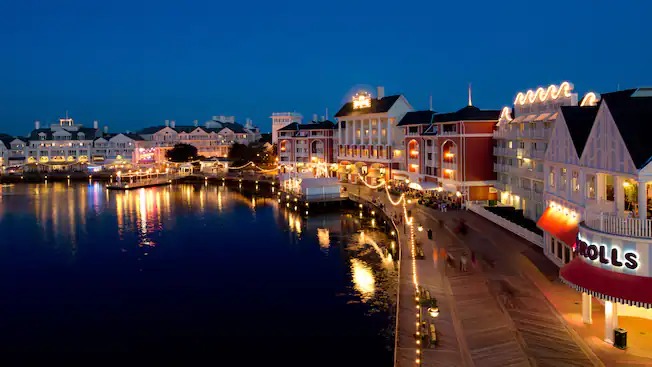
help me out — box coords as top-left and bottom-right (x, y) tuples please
(467, 203), (544, 247)
(442, 161), (457, 171)
(493, 129), (519, 140)
(584, 212), (652, 238)
(493, 147), (517, 157)
(493, 163), (509, 173)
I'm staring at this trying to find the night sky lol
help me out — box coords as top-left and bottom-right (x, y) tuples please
(1, 0), (650, 135)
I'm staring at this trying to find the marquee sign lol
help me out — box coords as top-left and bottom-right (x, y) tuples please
(352, 92), (371, 109)
(576, 235), (639, 270)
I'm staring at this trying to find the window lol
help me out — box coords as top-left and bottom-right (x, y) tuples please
(572, 171), (579, 192)
(426, 140), (433, 147)
(548, 167), (556, 188)
(564, 246), (571, 264)
(427, 153), (432, 160)
(519, 141), (525, 149)
(556, 242), (562, 260)
(550, 237), (555, 254)
(560, 168), (567, 191)
(586, 175), (596, 199)
(508, 141), (513, 149)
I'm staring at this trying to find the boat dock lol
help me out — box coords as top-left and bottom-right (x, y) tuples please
(106, 171), (177, 190)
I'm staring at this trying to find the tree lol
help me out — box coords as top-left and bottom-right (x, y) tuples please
(228, 142), (276, 167)
(166, 143), (198, 162)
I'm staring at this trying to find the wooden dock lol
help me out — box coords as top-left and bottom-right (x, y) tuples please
(106, 177), (172, 190)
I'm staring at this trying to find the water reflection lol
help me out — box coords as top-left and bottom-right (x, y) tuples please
(0, 182), (397, 364)
(351, 258), (375, 302)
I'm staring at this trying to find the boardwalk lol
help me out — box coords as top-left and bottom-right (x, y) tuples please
(417, 206), (599, 367)
(348, 183), (603, 367)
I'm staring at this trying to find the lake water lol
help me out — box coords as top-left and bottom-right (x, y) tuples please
(0, 182), (397, 364)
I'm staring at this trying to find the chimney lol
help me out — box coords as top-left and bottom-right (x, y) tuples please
(193, 119), (198, 127)
(312, 113), (318, 122)
(93, 120), (98, 129)
(103, 126), (108, 134)
(377, 86), (385, 99)
(320, 116), (324, 121)
(35, 120), (40, 130)
(170, 120), (176, 128)
(325, 108), (329, 120)
(165, 120), (170, 127)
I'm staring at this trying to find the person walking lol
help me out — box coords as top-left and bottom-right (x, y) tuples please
(460, 252), (468, 272)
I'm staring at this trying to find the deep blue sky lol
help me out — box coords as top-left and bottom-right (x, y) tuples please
(1, 0), (650, 135)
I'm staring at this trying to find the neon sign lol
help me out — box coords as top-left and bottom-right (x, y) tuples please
(576, 236), (639, 270)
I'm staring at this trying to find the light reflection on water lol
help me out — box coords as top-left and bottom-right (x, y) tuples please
(351, 258), (375, 302)
(0, 182), (397, 362)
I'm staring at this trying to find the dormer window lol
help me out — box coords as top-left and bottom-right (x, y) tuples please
(78, 132), (85, 140)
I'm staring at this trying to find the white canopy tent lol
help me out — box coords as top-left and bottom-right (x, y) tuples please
(408, 181), (439, 191)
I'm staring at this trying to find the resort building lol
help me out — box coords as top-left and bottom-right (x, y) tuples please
(397, 92), (500, 200)
(537, 88), (652, 346)
(494, 82), (600, 221)
(26, 117), (101, 169)
(271, 112), (303, 144)
(136, 118), (260, 163)
(276, 119), (337, 176)
(335, 86), (413, 183)
(92, 133), (146, 167)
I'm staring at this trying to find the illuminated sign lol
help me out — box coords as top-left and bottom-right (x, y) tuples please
(352, 92), (371, 109)
(576, 236), (639, 270)
(514, 82), (573, 106)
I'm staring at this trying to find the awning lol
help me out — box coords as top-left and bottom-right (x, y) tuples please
(560, 257), (652, 309)
(443, 183), (457, 193)
(534, 113), (551, 121)
(536, 207), (579, 247)
(408, 181), (439, 191)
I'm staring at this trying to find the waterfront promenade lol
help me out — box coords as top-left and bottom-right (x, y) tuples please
(346, 183), (615, 367)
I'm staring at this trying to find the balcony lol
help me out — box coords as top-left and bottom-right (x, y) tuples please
(493, 163), (509, 173)
(518, 128), (551, 140)
(493, 147), (517, 157)
(583, 212), (652, 238)
(512, 185), (534, 200)
(493, 181), (510, 192)
(441, 161), (457, 171)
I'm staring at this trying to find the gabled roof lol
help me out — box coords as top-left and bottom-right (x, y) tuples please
(174, 126), (208, 134)
(279, 120), (336, 131)
(335, 95), (402, 118)
(397, 110), (436, 126)
(0, 134), (13, 149)
(221, 122), (247, 133)
(560, 105), (598, 157)
(123, 133), (144, 141)
(137, 126), (170, 134)
(434, 105), (501, 123)
(601, 88), (652, 169)
(27, 127), (99, 141)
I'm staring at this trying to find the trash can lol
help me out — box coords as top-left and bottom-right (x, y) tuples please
(614, 328), (627, 350)
(427, 229), (433, 240)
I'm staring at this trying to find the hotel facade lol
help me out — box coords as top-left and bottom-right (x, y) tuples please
(537, 88), (652, 345)
(0, 116), (261, 171)
(334, 86), (413, 183)
(493, 82), (602, 221)
(276, 119), (337, 174)
(397, 95), (500, 200)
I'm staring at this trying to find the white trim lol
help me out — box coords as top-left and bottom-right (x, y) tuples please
(560, 276), (652, 309)
(436, 133), (493, 138)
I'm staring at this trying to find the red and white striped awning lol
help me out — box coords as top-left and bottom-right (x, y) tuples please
(560, 257), (652, 309)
